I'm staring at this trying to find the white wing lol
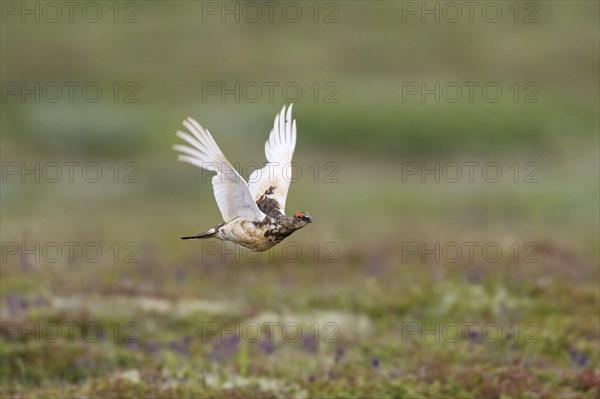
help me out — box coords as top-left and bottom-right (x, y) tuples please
(173, 117), (266, 222)
(248, 104), (297, 216)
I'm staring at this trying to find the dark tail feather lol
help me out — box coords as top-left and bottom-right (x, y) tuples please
(181, 227), (219, 240)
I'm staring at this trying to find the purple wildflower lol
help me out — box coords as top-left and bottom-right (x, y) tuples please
(569, 349), (589, 366)
(302, 335), (318, 353)
(371, 357), (380, 367)
(6, 294), (28, 314)
(334, 347), (345, 362)
(259, 338), (275, 355)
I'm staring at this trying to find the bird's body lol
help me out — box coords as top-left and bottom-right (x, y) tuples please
(174, 104), (312, 252)
(183, 215), (308, 251)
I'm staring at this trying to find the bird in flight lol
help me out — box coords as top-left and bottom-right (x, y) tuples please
(173, 104), (312, 251)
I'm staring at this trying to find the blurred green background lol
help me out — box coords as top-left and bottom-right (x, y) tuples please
(1, 1), (599, 397)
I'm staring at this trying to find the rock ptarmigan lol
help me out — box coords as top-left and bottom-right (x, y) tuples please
(173, 104), (312, 251)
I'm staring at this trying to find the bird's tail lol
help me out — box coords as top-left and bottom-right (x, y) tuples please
(181, 225), (221, 240)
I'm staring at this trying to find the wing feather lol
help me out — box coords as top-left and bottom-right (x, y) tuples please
(173, 117), (265, 222)
(249, 104), (297, 216)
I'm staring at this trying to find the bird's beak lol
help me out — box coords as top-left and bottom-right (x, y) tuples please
(307, 216), (313, 223)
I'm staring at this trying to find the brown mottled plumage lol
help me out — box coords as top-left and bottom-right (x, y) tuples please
(174, 105), (312, 251)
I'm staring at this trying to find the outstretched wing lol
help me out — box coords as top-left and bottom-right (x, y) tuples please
(173, 117), (266, 222)
(248, 104), (297, 217)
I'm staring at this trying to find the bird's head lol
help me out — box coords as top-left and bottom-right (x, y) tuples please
(292, 211), (313, 228)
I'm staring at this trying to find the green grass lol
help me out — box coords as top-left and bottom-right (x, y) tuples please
(1, 149), (598, 398)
